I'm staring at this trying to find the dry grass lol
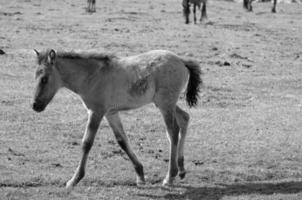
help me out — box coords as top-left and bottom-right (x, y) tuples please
(0, 0), (302, 199)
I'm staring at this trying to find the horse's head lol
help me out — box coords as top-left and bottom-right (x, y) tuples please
(32, 49), (61, 112)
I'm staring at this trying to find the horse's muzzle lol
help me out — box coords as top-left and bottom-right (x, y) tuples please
(32, 101), (45, 112)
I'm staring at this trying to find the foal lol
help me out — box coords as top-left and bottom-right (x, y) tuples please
(32, 49), (202, 189)
(182, 0), (207, 24)
(243, 0), (277, 13)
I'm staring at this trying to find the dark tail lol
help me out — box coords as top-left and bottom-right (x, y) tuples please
(243, 0), (249, 10)
(182, 58), (203, 107)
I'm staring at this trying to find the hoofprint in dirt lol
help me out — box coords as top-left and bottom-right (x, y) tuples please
(0, 0), (302, 199)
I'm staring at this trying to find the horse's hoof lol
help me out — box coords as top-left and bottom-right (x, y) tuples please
(179, 171), (186, 179)
(162, 177), (174, 187)
(136, 177), (146, 186)
(136, 179), (146, 187)
(65, 180), (75, 193)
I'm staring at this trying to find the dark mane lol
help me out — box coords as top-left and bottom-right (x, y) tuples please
(36, 49), (117, 64)
(57, 51), (117, 62)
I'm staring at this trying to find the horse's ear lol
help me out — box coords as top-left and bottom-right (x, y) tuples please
(34, 49), (39, 57)
(47, 49), (56, 65)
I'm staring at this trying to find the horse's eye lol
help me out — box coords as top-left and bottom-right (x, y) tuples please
(41, 77), (48, 84)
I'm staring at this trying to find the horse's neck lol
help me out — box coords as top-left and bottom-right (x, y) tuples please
(56, 58), (93, 95)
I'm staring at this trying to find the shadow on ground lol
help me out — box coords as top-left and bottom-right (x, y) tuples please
(138, 181), (302, 200)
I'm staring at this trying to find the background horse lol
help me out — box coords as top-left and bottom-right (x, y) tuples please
(182, 0), (207, 24)
(243, 0), (277, 13)
(87, 0), (96, 13)
(32, 49), (202, 190)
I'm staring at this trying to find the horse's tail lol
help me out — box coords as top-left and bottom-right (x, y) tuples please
(243, 0), (249, 10)
(182, 58), (203, 107)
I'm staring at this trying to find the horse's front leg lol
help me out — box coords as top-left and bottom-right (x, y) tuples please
(106, 112), (145, 185)
(248, 0), (253, 12)
(193, 4), (197, 24)
(200, 2), (207, 22)
(272, 0), (277, 13)
(66, 110), (103, 190)
(183, 0), (190, 24)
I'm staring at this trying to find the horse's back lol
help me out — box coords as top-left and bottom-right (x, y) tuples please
(121, 50), (189, 87)
(120, 50), (189, 101)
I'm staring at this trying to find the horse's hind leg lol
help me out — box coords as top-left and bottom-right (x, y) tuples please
(92, 0), (96, 12)
(159, 106), (180, 186)
(272, 0), (277, 13)
(88, 0), (92, 12)
(193, 4), (197, 24)
(248, 0), (253, 12)
(183, 0), (190, 24)
(87, 0), (90, 12)
(200, 1), (207, 22)
(154, 93), (180, 186)
(66, 111), (103, 190)
(106, 112), (145, 185)
(175, 106), (190, 179)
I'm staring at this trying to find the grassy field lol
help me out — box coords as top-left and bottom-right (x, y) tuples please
(1, 0), (302, 199)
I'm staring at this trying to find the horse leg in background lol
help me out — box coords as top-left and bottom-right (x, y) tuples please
(243, 0), (253, 11)
(200, 1), (207, 22)
(183, 0), (190, 24)
(193, 4), (197, 24)
(248, 0), (253, 12)
(66, 111), (103, 190)
(272, 0), (277, 13)
(92, 0), (96, 12)
(175, 106), (190, 179)
(106, 112), (145, 185)
(87, 0), (90, 12)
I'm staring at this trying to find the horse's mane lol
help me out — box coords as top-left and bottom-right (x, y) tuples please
(57, 51), (117, 62)
(37, 49), (117, 64)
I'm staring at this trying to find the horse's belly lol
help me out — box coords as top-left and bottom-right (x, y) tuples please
(107, 77), (155, 112)
(126, 77), (155, 107)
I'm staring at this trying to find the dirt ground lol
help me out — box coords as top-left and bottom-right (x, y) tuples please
(0, 0), (302, 199)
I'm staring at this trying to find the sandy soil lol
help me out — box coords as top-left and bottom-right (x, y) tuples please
(0, 0), (302, 199)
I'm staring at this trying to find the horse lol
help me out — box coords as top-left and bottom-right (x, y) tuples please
(243, 0), (277, 13)
(182, 0), (207, 24)
(87, 0), (96, 13)
(31, 49), (203, 190)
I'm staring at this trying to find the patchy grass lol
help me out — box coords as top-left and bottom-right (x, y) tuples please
(0, 0), (302, 199)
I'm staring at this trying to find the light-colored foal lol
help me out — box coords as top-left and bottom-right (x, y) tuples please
(31, 49), (202, 189)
